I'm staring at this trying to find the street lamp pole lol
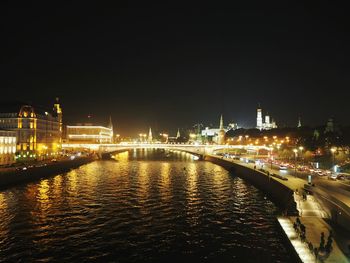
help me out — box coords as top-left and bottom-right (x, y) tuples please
(331, 147), (336, 171)
(299, 146), (304, 166)
(270, 147), (273, 169)
(293, 148), (298, 177)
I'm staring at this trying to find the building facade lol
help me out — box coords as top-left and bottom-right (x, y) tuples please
(256, 106), (277, 130)
(201, 115), (227, 144)
(0, 130), (17, 166)
(0, 101), (63, 161)
(66, 125), (113, 144)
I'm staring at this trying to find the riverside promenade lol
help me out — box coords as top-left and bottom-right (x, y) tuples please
(209, 155), (350, 263)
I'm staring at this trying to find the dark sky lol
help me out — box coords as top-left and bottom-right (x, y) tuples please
(2, 2), (349, 136)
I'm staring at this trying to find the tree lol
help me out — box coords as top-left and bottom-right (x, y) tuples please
(308, 242), (313, 252)
(319, 232), (325, 251)
(325, 230), (333, 253)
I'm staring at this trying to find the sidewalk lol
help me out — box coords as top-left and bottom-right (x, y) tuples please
(278, 217), (349, 263)
(218, 156), (350, 262)
(294, 192), (328, 218)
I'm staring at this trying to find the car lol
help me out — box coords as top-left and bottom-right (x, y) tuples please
(279, 166), (287, 170)
(329, 174), (337, 180)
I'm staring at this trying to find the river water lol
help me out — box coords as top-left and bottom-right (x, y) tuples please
(0, 149), (292, 262)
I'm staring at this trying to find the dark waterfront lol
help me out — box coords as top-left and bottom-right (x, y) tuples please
(0, 149), (292, 262)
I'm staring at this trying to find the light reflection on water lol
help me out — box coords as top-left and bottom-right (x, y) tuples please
(0, 149), (291, 262)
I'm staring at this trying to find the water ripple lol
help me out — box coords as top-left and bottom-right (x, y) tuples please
(0, 149), (291, 262)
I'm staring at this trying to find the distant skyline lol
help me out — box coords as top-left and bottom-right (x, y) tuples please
(2, 3), (349, 135)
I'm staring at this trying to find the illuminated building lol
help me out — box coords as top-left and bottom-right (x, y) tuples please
(66, 125), (113, 144)
(297, 117), (302, 128)
(256, 106), (277, 130)
(201, 115), (227, 144)
(0, 130), (16, 166)
(167, 129), (181, 143)
(148, 127), (153, 143)
(0, 100), (63, 160)
(218, 114), (226, 145)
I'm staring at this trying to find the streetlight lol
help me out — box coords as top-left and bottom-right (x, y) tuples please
(270, 146), (273, 169)
(293, 148), (298, 176)
(331, 147), (336, 171)
(299, 146), (304, 165)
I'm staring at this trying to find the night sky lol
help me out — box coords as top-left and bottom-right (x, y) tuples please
(2, 2), (349, 136)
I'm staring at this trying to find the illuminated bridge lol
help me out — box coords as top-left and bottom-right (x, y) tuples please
(62, 143), (271, 159)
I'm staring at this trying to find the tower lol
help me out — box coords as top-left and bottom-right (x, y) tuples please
(219, 114), (224, 130)
(265, 113), (270, 125)
(256, 105), (263, 130)
(108, 116), (113, 131)
(108, 116), (113, 143)
(53, 97), (63, 142)
(297, 117), (302, 128)
(271, 119), (277, 129)
(148, 127), (153, 143)
(218, 114), (226, 145)
(176, 128), (180, 139)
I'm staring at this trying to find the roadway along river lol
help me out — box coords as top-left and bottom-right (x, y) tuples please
(0, 149), (292, 262)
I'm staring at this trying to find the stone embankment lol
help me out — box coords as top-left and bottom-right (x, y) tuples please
(0, 156), (96, 189)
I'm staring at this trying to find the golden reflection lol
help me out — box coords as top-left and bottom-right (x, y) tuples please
(113, 151), (129, 162)
(159, 162), (170, 201)
(186, 163), (198, 201)
(67, 170), (78, 194)
(38, 180), (50, 205)
(0, 193), (8, 211)
(53, 175), (63, 196)
(83, 163), (99, 189)
(213, 167), (228, 199)
(185, 162), (200, 228)
(137, 162), (150, 206)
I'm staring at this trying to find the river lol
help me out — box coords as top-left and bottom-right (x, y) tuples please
(0, 149), (292, 262)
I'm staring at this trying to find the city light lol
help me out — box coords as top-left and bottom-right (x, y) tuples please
(1, 5), (350, 262)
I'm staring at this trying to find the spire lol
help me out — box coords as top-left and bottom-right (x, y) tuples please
(53, 97), (63, 139)
(108, 115), (113, 130)
(297, 117), (302, 128)
(176, 128), (180, 139)
(219, 114), (224, 130)
(148, 127), (153, 143)
(53, 97), (62, 114)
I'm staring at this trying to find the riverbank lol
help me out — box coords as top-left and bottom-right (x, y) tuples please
(0, 156), (96, 190)
(203, 154), (350, 262)
(204, 154), (298, 214)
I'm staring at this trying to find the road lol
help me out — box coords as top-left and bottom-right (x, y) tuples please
(228, 156), (350, 209)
